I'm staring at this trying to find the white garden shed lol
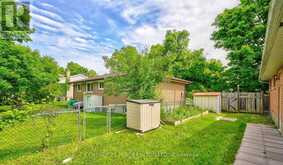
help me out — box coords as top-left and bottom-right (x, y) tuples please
(193, 92), (221, 113)
(126, 99), (160, 132)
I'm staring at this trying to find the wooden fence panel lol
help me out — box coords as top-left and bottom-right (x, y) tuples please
(221, 92), (268, 114)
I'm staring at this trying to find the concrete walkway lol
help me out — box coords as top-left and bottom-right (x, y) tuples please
(234, 124), (283, 165)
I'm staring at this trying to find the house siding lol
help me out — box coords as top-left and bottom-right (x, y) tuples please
(72, 79), (188, 106)
(269, 67), (283, 133)
(103, 95), (127, 105)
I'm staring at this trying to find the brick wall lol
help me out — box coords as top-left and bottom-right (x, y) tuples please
(269, 67), (283, 133)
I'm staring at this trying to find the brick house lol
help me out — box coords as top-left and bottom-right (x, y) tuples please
(71, 74), (191, 107)
(260, 0), (283, 133)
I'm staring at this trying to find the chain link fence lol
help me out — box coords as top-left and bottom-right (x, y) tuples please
(82, 104), (127, 140)
(0, 109), (81, 162)
(0, 104), (127, 163)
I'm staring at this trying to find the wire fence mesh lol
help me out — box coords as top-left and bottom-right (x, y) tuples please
(0, 109), (81, 162)
(0, 104), (127, 163)
(82, 104), (127, 140)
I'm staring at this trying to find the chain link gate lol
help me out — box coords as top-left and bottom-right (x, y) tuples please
(81, 104), (127, 140)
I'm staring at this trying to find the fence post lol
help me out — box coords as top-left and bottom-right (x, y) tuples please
(107, 106), (111, 134)
(260, 91), (264, 114)
(77, 105), (81, 142)
(237, 85), (240, 112)
(82, 107), (86, 140)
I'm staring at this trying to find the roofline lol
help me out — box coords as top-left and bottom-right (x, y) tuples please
(193, 92), (221, 96)
(71, 74), (191, 85)
(168, 77), (192, 85)
(260, 0), (283, 80)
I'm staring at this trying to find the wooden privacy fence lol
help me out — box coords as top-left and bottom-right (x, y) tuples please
(221, 92), (269, 114)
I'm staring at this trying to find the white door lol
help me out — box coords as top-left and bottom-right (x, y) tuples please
(84, 95), (102, 109)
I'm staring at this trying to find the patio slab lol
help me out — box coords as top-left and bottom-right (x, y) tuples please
(234, 124), (283, 165)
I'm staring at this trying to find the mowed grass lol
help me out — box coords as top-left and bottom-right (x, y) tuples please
(0, 112), (126, 163)
(1, 113), (273, 165)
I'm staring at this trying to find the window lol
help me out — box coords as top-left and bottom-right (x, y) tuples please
(99, 82), (104, 89)
(87, 83), (93, 92)
(76, 84), (81, 92)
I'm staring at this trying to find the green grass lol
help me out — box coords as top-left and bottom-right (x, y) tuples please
(0, 113), (273, 165)
(0, 112), (126, 163)
(162, 105), (205, 122)
(0, 106), (11, 113)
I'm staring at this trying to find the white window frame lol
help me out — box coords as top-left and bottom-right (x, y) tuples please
(98, 82), (104, 90)
(87, 83), (94, 92)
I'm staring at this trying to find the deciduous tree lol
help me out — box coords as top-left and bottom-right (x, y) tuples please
(212, 0), (270, 91)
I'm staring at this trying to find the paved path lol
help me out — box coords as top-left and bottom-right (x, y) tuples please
(234, 124), (283, 165)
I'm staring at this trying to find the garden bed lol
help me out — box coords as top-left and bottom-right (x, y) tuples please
(161, 105), (208, 125)
(165, 111), (209, 126)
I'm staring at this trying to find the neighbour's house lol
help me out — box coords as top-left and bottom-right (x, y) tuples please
(260, 0), (283, 133)
(71, 74), (191, 106)
(59, 74), (88, 99)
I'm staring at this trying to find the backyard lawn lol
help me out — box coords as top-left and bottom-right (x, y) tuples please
(0, 112), (273, 165)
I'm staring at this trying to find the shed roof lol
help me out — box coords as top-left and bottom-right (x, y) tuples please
(127, 99), (160, 104)
(193, 92), (221, 96)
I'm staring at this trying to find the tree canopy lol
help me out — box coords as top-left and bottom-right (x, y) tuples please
(0, 1), (66, 105)
(66, 62), (96, 77)
(212, 0), (270, 91)
(149, 30), (225, 93)
(104, 30), (226, 99)
(0, 41), (62, 104)
(104, 46), (165, 99)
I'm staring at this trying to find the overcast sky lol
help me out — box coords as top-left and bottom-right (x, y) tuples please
(28, 0), (239, 74)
